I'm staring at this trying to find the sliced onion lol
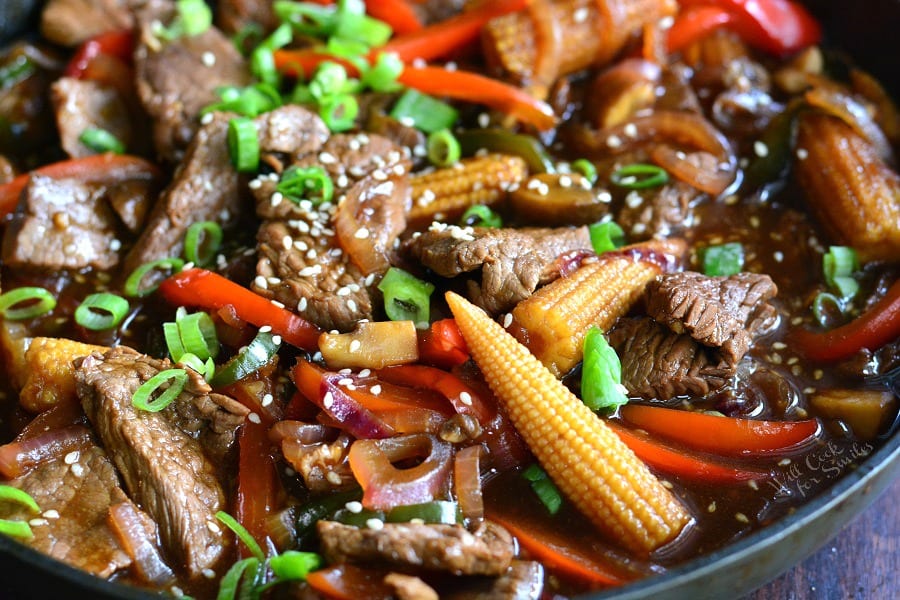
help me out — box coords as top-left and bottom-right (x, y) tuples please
(268, 421), (334, 446)
(804, 86), (894, 164)
(454, 445), (484, 521)
(0, 426), (93, 478)
(108, 501), (175, 586)
(348, 434), (453, 510)
(317, 374), (395, 439)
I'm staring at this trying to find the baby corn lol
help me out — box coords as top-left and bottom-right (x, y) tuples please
(795, 113), (900, 262)
(446, 291), (691, 554)
(408, 154), (527, 227)
(511, 239), (685, 377)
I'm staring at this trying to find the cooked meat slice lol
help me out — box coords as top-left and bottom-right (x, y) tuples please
(51, 77), (133, 159)
(123, 112), (242, 276)
(256, 104), (331, 157)
(645, 271), (779, 364)
(40, 0), (137, 47)
(134, 14), (251, 162)
(5, 444), (132, 578)
(384, 573), (439, 600)
(75, 346), (236, 578)
(405, 225), (593, 314)
(609, 317), (732, 400)
(317, 520), (515, 576)
(281, 433), (355, 492)
(216, 0), (277, 35)
(443, 560), (545, 600)
(107, 178), (155, 233)
(2, 174), (123, 270)
(616, 181), (700, 241)
(291, 132), (412, 190)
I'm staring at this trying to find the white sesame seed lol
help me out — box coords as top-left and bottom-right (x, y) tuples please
(42, 510), (60, 519)
(371, 384), (382, 395)
(347, 299), (358, 312)
(359, 369), (371, 377)
(349, 340), (361, 353)
(207, 520), (221, 534)
(271, 299), (286, 308)
(478, 113), (491, 128)
(606, 134), (622, 148)
(201, 112), (214, 125)
(272, 335), (282, 345)
(202, 51), (216, 67)
(753, 141), (769, 157)
(323, 392), (334, 409)
(623, 123), (638, 138)
(29, 518), (48, 527)
(298, 297), (308, 311)
(773, 251), (784, 262)
(282, 235), (293, 250)
(354, 227), (370, 239)
(326, 471), (343, 485)
(319, 152), (337, 164)
(796, 148), (809, 160)
(262, 393), (274, 407)
(70, 463), (84, 477)
(574, 7), (589, 22)
(345, 501), (363, 513)
(366, 518), (384, 530)
(503, 313), (513, 328)
(202, 568), (216, 579)
(735, 512), (750, 524)
(459, 392), (473, 406)
(64, 451), (80, 465)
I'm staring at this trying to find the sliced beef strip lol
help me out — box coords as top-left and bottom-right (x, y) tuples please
(2, 174), (123, 270)
(216, 0), (277, 36)
(609, 317), (732, 400)
(443, 560), (545, 600)
(107, 178), (155, 233)
(317, 520), (515, 576)
(134, 13), (251, 162)
(40, 0), (139, 47)
(616, 180), (701, 241)
(123, 112), (242, 276)
(645, 271), (779, 364)
(51, 77), (134, 159)
(75, 346), (237, 578)
(405, 225), (593, 314)
(5, 444), (132, 578)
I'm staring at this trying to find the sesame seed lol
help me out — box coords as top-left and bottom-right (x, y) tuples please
(345, 501), (363, 513)
(248, 412), (262, 425)
(42, 510), (60, 519)
(323, 392), (334, 409)
(202, 51), (216, 67)
(366, 518), (384, 530)
(748, 480), (759, 491)
(597, 190), (612, 203)
(574, 7), (589, 22)
(773, 251), (784, 262)
(282, 235), (293, 250)
(796, 148), (809, 160)
(109, 239), (122, 251)
(326, 471), (343, 485)
(354, 227), (370, 239)
(298, 297), (308, 311)
(753, 141), (769, 157)
(64, 451), (80, 465)
(29, 518), (48, 527)
(207, 521), (221, 534)
(271, 299), (286, 308)
(503, 313), (513, 328)
(478, 113), (490, 128)
(339, 368), (352, 374)
(260, 325), (273, 333)
(708, 502), (717, 513)
(459, 392), (473, 406)
(349, 340), (361, 352)
(606, 135), (623, 148)
(202, 569), (216, 579)
(319, 152), (337, 164)
(347, 299), (358, 312)
(71, 463), (84, 477)
(200, 112), (214, 125)
(623, 123), (638, 138)
(778, 458), (792, 466)
(262, 393), (273, 407)
(735, 512), (750, 524)
(371, 384), (382, 395)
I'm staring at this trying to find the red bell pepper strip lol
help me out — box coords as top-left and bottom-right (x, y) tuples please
(417, 318), (469, 369)
(374, 0), (527, 63)
(619, 404), (819, 456)
(158, 269), (321, 350)
(792, 277), (900, 362)
(64, 29), (135, 79)
(486, 511), (627, 588)
(274, 49), (361, 79)
(234, 419), (281, 558)
(676, 0), (821, 56)
(607, 422), (769, 484)
(397, 65), (557, 130)
(376, 364), (495, 425)
(667, 6), (736, 53)
(0, 154), (162, 219)
(306, 564), (395, 600)
(365, 0), (424, 35)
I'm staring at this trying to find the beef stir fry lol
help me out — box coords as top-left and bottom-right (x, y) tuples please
(0, 0), (898, 598)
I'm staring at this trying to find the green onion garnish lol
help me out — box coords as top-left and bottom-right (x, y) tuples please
(217, 556), (261, 600)
(124, 258), (185, 297)
(378, 267), (435, 325)
(0, 520), (33, 539)
(362, 52), (404, 93)
(79, 128), (125, 154)
(216, 511), (266, 562)
(251, 23), (293, 86)
(277, 165), (334, 205)
(611, 163), (668, 189)
(702, 242), (744, 277)
(163, 321), (186, 363)
(823, 246), (859, 301)
(74, 293), (130, 331)
(812, 292), (843, 326)
(571, 158), (598, 184)
(269, 551), (321, 581)
(177, 310), (219, 360)
(427, 129), (461, 167)
(0, 287), (56, 320)
(132, 369), (188, 412)
(309, 62), (351, 100)
(184, 221), (223, 267)
(581, 327), (629, 412)
(231, 23), (264, 55)
(203, 83), (283, 118)
(228, 117), (260, 172)
(318, 93), (358, 132)
(154, 0), (213, 40)
(390, 89), (459, 134)
(588, 221), (625, 255)
(522, 464), (563, 515)
(0, 486), (40, 513)
(0, 54), (35, 90)
(209, 330), (281, 388)
(333, 11), (392, 47)
(274, 0), (337, 36)
(460, 204), (502, 229)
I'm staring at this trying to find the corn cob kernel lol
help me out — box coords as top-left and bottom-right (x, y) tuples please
(446, 291), (691, 554)
(795, 113), (900, 263)
(482, 0), (676, 86)
(511, 239), (685, 377)
(409, 154), (527, 226)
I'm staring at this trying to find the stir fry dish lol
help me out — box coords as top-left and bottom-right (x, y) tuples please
(1, 0), (899, 598)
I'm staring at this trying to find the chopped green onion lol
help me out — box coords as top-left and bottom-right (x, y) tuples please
(216, 511), (266, 562)
(251, 23), (293, 86)
(203, 83), (283, 118)
(378, 267), (435, 324)
(79, 128), (125, 154)
(231, 23), (263, 55)
(228, 117), (260, 172)
(460, 205), (502, 229)
(702, 242), (744, 277)
(277, 166), (334, 205)
(209, 330), (281, 388)
(0, 485), (40, 514)
(124, 258), (185, 297)
(0, 287), (56, 320)
(588, 221), (625, 255)
(333, 12), (392, 47)
(571, 158), (598, 185)
(611, 163), (668, 189)
(275, 0), (337, 36)
(184, 221), (223, 266)
(0, 520), (33, 539)
(326, 37), (371, 61)
(74, 293), (130, 331)
(217, 556), (261, 600)
(522, 464), (562, 515)
(812, 292), (843, 326)
(386, 501), (461, 525)
(154, 0), (213, 40)
(581, 327), (628, 412)
(427, 129), (461, 167)
(823, 246), (859, 301)
(269, 551), (321, 581)
(177, 353), (215, 378)
(0, 54), (35, 90)
(362, 52), (404, 93)
(176, 310), (219, 360)
(390, 89), (459, 134)
(164, 321), (187, 362)
(309, 62), (351, 101)
(132, 369), (188, 412)
(319, 93), (358, 132)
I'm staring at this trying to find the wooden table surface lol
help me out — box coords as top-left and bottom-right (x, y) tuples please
(742, 475), (900, 599)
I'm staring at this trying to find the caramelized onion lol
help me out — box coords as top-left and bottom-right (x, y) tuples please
(0, 425), (93, 478)
(526, 0), (562, 98)
(454, 445), (484, 521)
(317, 374), (395, 439)
(588, 58), (661, 129)
(268, 421), (333, 446)
(108, 502), (175, 586)
(348, 434), (453, 510)
(804, 86), (895, 164)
